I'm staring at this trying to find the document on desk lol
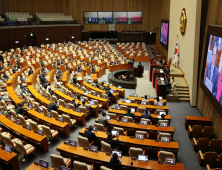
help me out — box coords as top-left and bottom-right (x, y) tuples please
(205, 77), (213, 92)
(160, 77), (164, 81)
(160, 70), (164, 73)
(77, 77), (82, 80)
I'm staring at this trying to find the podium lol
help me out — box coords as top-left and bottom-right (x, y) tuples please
(128, 61), (133, 69)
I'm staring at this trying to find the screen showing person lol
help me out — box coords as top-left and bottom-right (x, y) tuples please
(106, 115), (110, 120)
(111, 130), (119, 136)
(121, 118), (128, 123)
(89, 145), (98, 153)
(92, 126), (97, 132)
(112, 150), (122, 158)
(39, 159), (49, 169)
(160, 23), (169, 45)
(115, 105), (121, 110)
(135, 134), (144, 140)
(130, 108), (135, 113)
(68, 140), (77, 147)
(58, 117), (64, 123)
(204, 35), (222, 102)
(4, 145), (11, 153)
(160, 136), (170, 143)
(25, 124), (31, 131)
(37, 129), (44, 136)
(138, 154), (149, 162)
(160, 122), (168, 127)
(165, 157), (176, 165)
(140, 120), (148, 125)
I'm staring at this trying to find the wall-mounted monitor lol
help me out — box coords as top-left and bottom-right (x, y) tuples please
(160, 19), (169, 48)
(201, 25), (222, 113)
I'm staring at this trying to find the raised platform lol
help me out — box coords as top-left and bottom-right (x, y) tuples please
(170, 65), (184, 77)
(108, 69), (137, 89)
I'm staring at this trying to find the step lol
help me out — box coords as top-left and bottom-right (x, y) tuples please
(178, 94), (190, 98)
(179, 98), (190, 102)
(176, 85), (189, 88)
(176, 88), (189, 91)
(177, 91), (190, 95)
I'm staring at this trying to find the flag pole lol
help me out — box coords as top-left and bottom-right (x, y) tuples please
(176, 35), (178, 68)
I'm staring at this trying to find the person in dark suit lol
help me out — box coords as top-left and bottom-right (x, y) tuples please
(48, 87), (54, 96)
(17, 64), (21, 69)
(205, 44), (219, 97)
(57, 69), (62, 74)
(7, 61), (12, 67)
(125, 108), (134, 118)
(162, 59), (167, 66)
(106, 88), (113, 100)
(0, 54), (4, 63)
(16, 103), (28, 116)
(114, 61), (118, 65)
(91, 66), (96, 73)
(165, 67), (170, 75)
(3, 73), (9, 80)
(48, 102), (59, 112)
(41, 75), (47, 83)
(106, 132), (119, 149)
(70, 99), (78, 109)
(61, 60), (64, 64)
(43, 82), (50, 89)
(159, 57), (163, 64)
(0, 64), (3, 71)
(130, 57), (134, 66)
(28, 68), (33, 75)
(141, 110), (152, 119)
(84, 125), (96, 144)
(109, 153), (121, 170)
(57, 61), (61, 66)
(40, 60), (45, 67)
(98, 112), (108, 128)
(12, 66), (17, 73)
(86, 62), (90, 67)
(137, 62), (143, 78)
(72, 74), (78, 84)
(77, 65), (82, 72)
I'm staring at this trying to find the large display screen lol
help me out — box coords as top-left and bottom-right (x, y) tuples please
(160, 19), (169, 48)
(203, 35), (222, 104)
(201, 25), (222, 113)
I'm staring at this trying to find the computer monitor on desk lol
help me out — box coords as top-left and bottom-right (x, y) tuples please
(160, 136), (170, 143)
(165, 157), (176, 165)
(135, 134), (144, 140)
(112, 150), (122, 158)
(121, 118), (128, 123)
(138, 154), (148, 162)
(89, 145), (98, 153)
(115, 105), (121, 110)
(39, 159), (49, 169)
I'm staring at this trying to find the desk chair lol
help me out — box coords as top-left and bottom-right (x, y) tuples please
(120, 105), (127, 110)
(128, 98), (135, 103)
(10, 110), (18, 120)
(78, 135), (92, 149)
(129, 147), (144, 158)
(107, 113), (116, 120)
(206, 165), (222, 170)
(198, 151), (218, 166)
(123, 116), (133, 122)
(2, 134), (21, 150)
(135, 131), (148, 139)
(158, 120), (169, 126)
(91, 99), (103, 108)
(15, 140), (35, 161)
(113, 127), (127, 136)
(18, 115), (32, 127)
(100, 166), (112, 170)
(40, 106), (48, 116)
(52, 95), (57, 103)
(202, 126), (214, 139)
(73, 160), (94, 170)
(79, 106), (90, 117)
(82, 96), (89, 103)
(188, 125), (203, 138)
(101, 141), (113, 154)
(50, 154), (71, 169)
(158, 151), (174, 162)
(30, 121), (42, 133)
(208, 139), (222, 153)
(158, 132), (172, 141)
(62, 114), (76, 127)
(1, 100), (15, 110)
(141, 118), (151, 125)
(51, 110), (61, 119)
(94, 123), (108, 132)
(192, 138), (210, 152)
(137, 107), (146, 113)
(42, 125), (58, 144)
(58, 99), (66, 107)
(156, 109), (165, 115)
(33, 102), (40, 111)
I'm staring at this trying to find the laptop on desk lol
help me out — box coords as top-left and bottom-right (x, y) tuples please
(205, 77), (213, 92)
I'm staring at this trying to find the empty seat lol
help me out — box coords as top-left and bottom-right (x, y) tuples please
(128, 147), (143, 158)
(101, 141), (112, 154)
(100, 166), (112, 170)
(198, 151), (218, 166)
(120, 105), (128, 110)
(158, 151), (174, 162)
(135, 131), (147, 139)
(50, 154), (71, 169)
(208, 139), (222, 153)
(188, 125), (203, 138)
(73, 160), (93, 170)
(158, 120), (168, 126)
(123, 116), (133, 122)
(78, 135), (90, 149)
(62, 114), (76, 126)
(94, 123), (107, 132)
(137, 107), (146, 113)
(202, 126), (214, 139)
(41, 125), (58, 144)
(158, 132), (171, 141)
(192, 138), (210, 152)
(14, 140), (35, 161)
(113, 127), (126, 136)
(107, 113), (116, 119)
(141, 118), (151, 125)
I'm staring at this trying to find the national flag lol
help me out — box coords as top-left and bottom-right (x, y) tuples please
(174, 40), (179, 64)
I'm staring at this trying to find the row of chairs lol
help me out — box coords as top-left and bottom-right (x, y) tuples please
(89, 17), (99, 23)
(103, 17), (112, 23)
(188, 125), (214, 139)
(193, 138), (222, 153)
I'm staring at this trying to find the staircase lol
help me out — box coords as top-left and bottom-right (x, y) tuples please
(170, 65), (190, 102)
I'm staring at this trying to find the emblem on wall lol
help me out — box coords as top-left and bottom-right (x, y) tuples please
(179, 8), (187, 36)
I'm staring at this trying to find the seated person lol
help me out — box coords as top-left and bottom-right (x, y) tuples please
(106, 88), (113, 100)
(57, 69), (62, 74)
(0, 64), (3, 71)
(114, 61), (118, 65)
(21, 86), (31, 95)
(40, 74), (47, 83)
(48, 87), (54, 96)
(70, 99), (78, 109)
(2, 73), (9, 82)
(125, 108), (134, 118)
(40, 60), (45, 67)
(28, 68), (34, 75)
(7, 61), (12, 67)
(154, 96), (160, 106)
(118, 75), (125, 81)
(109, 61), (113, 65)
(72, 74), (79, 84)
(95, 80), (100, 88)
(165, 67), (170, 75)
(162, 59), (167, 66)
(19, 75), (26, 83)
(91, 66), (96, 73)
(16, 103), (28, 116)
(81, 100), (90, 110)
(77, 65), (82, 72)
(12, 66), (17, 73)
(141, 110), (152, 119)
(56, 73), (62, 81)
(160, 113), (165, 120)
(98, 112), (108, 128)
(48, 102), (59, 112)
(84, 125), (96, 144)
(106, 132), (119, 150)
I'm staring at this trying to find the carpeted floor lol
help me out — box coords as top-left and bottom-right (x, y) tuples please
(13, 44), (205, 170)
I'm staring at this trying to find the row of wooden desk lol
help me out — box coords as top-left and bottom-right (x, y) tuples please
(109, 63), (129, 72)
(102, 82), (125, 98)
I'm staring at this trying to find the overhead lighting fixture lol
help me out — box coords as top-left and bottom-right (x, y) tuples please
(15, 41), (19, 44)
(150, 32), (152, 34)
(46, 38), (49, 41)
(30, 33), (33, 36)
(71, 36), (75, 39)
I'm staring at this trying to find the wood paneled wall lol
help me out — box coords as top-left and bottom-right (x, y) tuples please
(197, 0), (222, 139)
(0, 0), (170, 57)
(0, 25), (83, 52)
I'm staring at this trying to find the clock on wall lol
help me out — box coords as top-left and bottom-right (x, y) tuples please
(108, 24), (115, 31)
(179, 8), (187, 36)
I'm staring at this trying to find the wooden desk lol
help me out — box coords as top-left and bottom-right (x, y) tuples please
(67, 83), (109, 109)
(96, 67), (106, 78)
(27, 109), (70, 138)
(79, 128), (179, 157)
(108, 109), (171, 124)
(109, 63), (128, 72)
(57, 144), (184, 170)
(0, 147), (20, 170)
(83, 82), (118, 103)
(7, 86), (23, 105)
(53, 88), (99, 117)
(155, 78), (167, 99)
(149, 62), (163, 82)
(62, 70), (70, 85)
(102, 83), (125, 98)
(26, 163), (54, 170)
(127, 96), (166, 104)
(96, 119), (174, 139)
(28, 85), (86, 126)
(184, 116), (212, 129)
(152, 70), (164, 88)
(0, 114), (49, 153)
(118, 101), (169, 114)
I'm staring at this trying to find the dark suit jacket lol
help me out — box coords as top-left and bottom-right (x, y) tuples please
(205, 62), (218, 97)
(12, 68), (17, 73)
(0, 55), (4, 63)
(106, 137), (119, 149)
(137, 64), (143, 72)
(48, 103), (59, 112)
(141, 114), (153, 119)
(84, 130), (96, 144)
(73, 77), (77, 83)
(0, 66), (3, 71)
(40, 62), (45, 66)
(28, 70), (33, 75)
(3, 74), (9, 79)
(57, 62), (61, 66)
(92, 67), (96, 73)
(165, 69), (170, 75)
(16, 107), (27, 115)
(130, 58), (135, 63)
